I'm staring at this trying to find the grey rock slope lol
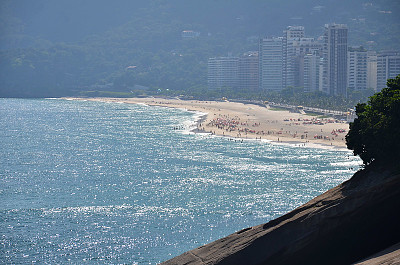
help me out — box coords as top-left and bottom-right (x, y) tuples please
(161, 164), (400, 265)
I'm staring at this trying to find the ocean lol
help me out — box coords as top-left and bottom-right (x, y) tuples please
(0, 98), (361, 264)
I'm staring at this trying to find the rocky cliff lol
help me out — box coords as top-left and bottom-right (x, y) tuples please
(161, 163), (400, 265)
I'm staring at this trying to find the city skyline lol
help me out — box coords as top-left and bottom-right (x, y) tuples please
(208, 23), (400, 96)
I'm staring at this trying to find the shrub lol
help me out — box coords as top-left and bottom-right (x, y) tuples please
(346, 75), (400, 165)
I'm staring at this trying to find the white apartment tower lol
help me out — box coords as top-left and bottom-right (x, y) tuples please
(207, 57), (239, 89)
(292, 38), (323, 90)
(367, 51), (378, 91)
(283, 26), (305, 88)
(347, 46), (368, 90)
(323, 24), (348, 96)
(377, 51), (400, 91)
(259, 37), (283, 91)
(238, 51), (259, 91)
(302, 52), (321, 92)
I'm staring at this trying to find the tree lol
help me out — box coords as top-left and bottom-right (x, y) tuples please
(346, 75), (400, 165)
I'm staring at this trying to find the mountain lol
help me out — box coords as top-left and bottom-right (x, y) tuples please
(0, 0), (399, 97)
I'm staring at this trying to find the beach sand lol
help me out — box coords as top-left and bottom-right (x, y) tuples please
(65, 97), (350, 149)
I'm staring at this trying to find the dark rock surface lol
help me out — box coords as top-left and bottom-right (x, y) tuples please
(353, 242), (400, 264)
(161, 164), (400, 265)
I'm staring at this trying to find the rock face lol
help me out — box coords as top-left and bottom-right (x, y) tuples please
(161, 164), (400, 265)
(354, 242), (400, 264)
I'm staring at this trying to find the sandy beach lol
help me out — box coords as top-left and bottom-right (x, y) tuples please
(65, 97), (350, 149)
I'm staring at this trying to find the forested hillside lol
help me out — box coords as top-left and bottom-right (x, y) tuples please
(0, 0), (399, 98)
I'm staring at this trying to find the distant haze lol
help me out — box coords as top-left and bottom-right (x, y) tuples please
(0, 0), (399, 97)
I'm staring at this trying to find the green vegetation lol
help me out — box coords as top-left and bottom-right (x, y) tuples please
(305, 113), (331, 119)
(261, 87), (376, 111)
(269, 107), (288, 112)
(79, 91), (136, 98)
(0, 0), (399, 106)
(346, 75), (400, 165)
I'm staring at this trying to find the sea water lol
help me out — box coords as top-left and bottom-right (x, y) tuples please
(0, 98), (361, 264)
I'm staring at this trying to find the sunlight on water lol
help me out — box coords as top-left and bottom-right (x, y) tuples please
(0, 99), (362, 264)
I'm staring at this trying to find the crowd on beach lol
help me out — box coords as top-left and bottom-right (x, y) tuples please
(283, 117), (344, 125)
(205, 115), (275, 138)
(137, 99), (348, 145)
(69, 97), (349, 147)
(201, 113), (347, 143)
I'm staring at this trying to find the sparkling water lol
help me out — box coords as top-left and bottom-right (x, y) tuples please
(0, 98), (361, 264)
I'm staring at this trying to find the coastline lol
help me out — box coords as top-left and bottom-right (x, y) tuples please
(62, 97), (350, 150)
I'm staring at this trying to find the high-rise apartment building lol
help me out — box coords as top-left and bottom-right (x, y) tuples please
(292, 37), (323, 56)
(302, 52), (321, 92)
(238, 51), (259, 91)
(377, 51), (400, 90)
(259, 37), (283, 91)
(283, 26), (305, 88)
(347, 46), (368, 90)
(322, 24), (348, 96)
(207, 57), (239, 89)
(367, 51), (378, 91)
(292, 37), (323, 89)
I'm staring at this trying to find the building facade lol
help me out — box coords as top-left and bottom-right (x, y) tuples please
(347, 46), (368, 90)
(283, 26), (305, 89)
(259, 37), (283, 91)
(238, 51), (259, 91)
(207, 57), (239, 89)
(292, 37), (323, 90)
(323, 24), (348, 96)
(367, 51), (378, 91)
(302, 52), (321, 92)
(377, 51), (400, 90)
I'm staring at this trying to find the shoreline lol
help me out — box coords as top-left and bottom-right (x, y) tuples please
(61, 97), (350, 150)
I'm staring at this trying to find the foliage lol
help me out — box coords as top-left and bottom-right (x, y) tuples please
(0, 0), (399, 98)
(259, 87), (375, 111)
(346, 75), (400, 165)
(79, 91), (137, 98)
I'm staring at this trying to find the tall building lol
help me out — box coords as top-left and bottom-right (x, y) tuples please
(292, 37), (323, 89)
(347, 46), (368, 90)
(283, 26), (305, 88)
(322, 24), (348, 96)
(292, 37), (322, 56)
(377, 51), (400, 90)
(367, 51), (378, 91)
(207, 57), (239, 89)
(302, 52), (321, 92)
(259, 37), (283, 91)
(238, 51), (259, 92)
